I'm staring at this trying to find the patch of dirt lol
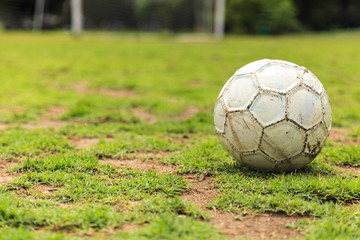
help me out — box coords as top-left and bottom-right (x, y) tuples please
(22, 121), (68, 130)
(180, 173), (304, 239)
(95, 88), (138, 98)
(22, 106), (68, 130)
(0, 160), (18, 184)
(132, 108), (156, 124)
(102, 157), (176, 174)
(340, 166), (360, 176)
(41, 106), (67, 119)
(71, 82), (138, 98)
(0, 123), (9, 130)
(211, 212), (304, 240)
(181, 174), (218, 207)
(189, 80), (203, 87)
(119, 223), (143, 231)
(328, 128), (348, 142)
(69, 137), (100, 148)
(100, 151), (304, 240)
(175, 107), (200, 121)
(34, 185), (58, 195)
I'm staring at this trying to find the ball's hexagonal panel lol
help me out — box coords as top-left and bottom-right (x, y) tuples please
(288, 86), (322, 129)
(218, 75), (234, 99)
(305, 123), (328, 156)
(256, 64), (300, 93)
(225, 111), (262, 152)
(223, 74), (259, 111)
(250, 92), (286, 127)
(235, 59), (270, 75)
(321, 91), (332, 132)
(270, 59), (299, 68)
(272, 154), (313, 172)
(214, 99), (226, 133)
(301, 70), (324, 95)
(217, 133), (241, 162)
(260, 121), (306, 161)
(241, 151), (275, 171)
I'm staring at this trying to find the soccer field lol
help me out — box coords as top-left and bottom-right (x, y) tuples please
(0, 31), (360, 239)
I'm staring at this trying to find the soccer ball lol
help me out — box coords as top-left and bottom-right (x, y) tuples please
(214, 59), (332, 172)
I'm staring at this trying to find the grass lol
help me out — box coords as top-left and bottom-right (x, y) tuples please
(0, 31), (359, 239)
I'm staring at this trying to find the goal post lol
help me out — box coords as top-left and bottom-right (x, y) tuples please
(33, 0), (45, 31)
(70, 0), (83, 35)
(214, 0), (226, 39)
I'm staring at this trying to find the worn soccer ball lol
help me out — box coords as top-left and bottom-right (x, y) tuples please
(214, 59), (332, 172)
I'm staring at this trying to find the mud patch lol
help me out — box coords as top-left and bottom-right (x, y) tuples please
(71, 82), (138, 98)
(102, 157), (176, 174)
(340, 166), (360, 176)
(69, 137), (100, 148)
(175, 107), (200, 121)
(211, 212), (304, 239)
(0, 160), (18, 184)
(180, 174), (303, 239)
(327, 128), (360, 145)
(34, 185), (58, 195)
(328, 128), (348, 142)
(0, 123), (10, 130)
(190, 80), (203, 87)
(132, 108), (156, 124)
(181, 174), (218, 208)
(22, 106), (68, 130)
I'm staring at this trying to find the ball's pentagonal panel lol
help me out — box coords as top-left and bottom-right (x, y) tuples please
(273, 154), (313, 172)
(305, 123), (328, 156)
(321, 91), (332, 132)
(235, 59), (270, 75)
(217, 133), (241, 162)
(242, 151), (275, 171)
(223, 74), (258, 111)
(250, 92), (286, 127)
(214, 100), (226, 133)
(288, 86), (322, 129)
(301, 70), (324, 95)
(225, 111), (262, 152)
(260, 121), (306, 161)
(256, 64), (300, 93)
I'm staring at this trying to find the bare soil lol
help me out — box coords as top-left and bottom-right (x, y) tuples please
(328, 127), (360, 145)
(0, 160), (18, 184)
(69, 137), (100, 148)
(102, 156), (176, 174)
(175, 107), (200, 120)
(328, 128), (348, 142)
(71, 82), (138, 98)
(181, 174), (218, 207)
(131, 108), (156, 124)
(34, 184), (58, 195)
(211, 212), (304, 240)
(22, 106), (68, 130)
(104, 153), (305, 240)
(340, 166), (360, 176)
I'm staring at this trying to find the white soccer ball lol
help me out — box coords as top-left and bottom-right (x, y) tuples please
(214, 59), (332, 172)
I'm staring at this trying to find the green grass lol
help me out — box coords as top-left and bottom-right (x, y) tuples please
(0, 31), (360, 239)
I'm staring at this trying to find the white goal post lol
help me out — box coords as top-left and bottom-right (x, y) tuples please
(70, 0), (83, 35)
(214, 0), (226, 39)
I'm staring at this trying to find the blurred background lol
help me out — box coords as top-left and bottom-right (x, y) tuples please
(0, 0), (360, 128)
(0, 0), (360, 36)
